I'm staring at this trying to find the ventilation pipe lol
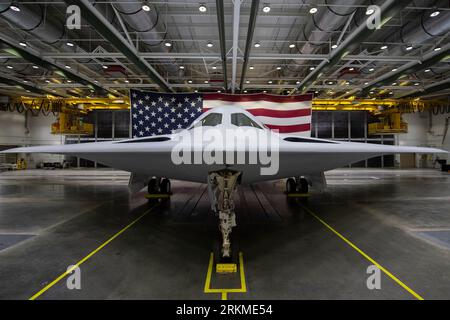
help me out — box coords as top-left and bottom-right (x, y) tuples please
(0, 1), (106, 93)
(108, 0), (182, 77)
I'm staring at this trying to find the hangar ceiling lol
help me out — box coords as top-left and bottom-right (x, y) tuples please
(0, 0), (449, 100)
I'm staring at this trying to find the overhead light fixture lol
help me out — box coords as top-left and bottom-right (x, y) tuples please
(414, 83), (419, 86)
(6, 65), (13, 69)
(204, 80), (209, 83)
(364, 82), (369, 85)
(262, 4), (271, 13)
(249, 66), (254, 70)
(254, 42), (261, 48)
(424, 69), (431, 72)
(102, 65), (108, 69)
(392, 82), (397, 85)
(218, 90), (221, 93)
(345, 82), (350, 85)
(65, 65), (71, 69)
(276, 66), (281, 70)
(188, 80), (192, 83)
(366, 8), (375, 15)
(206, 42), (213, 48)
(263, 90), (267, 93)
(289, 43), (295, 48)
(45, 80), (50, 83)
(246, 80), (250, 84)
(349, 67), (354, 71)
(32, 65), (39, 69)
(406, 45), (413, 51)
(380, 45), (388, 50)
(23, 80), (28, 83)
(434, 47), (442, 51)
(389, 91), (394, 95)
(296, 81), (300, 84)
(370, 91), (374, 94)
(179, 65), (185, 69)
(212, 66), (217, 70)
(243, 90), (247, 93)
(19, 42), (27, 47)
(268, 80), (272, 84)
(331, 44), (338, 49)
(125, 80), (129, 83)
(194, 90), (198, 93)
(309, 67), (315, 71)
(9, 5), (20, 12)
(369, 68), (374, 72)
(142, 4), (151, 11)
(67, 80), (72, 83)
(164, 41), (172, 47)
(430, 10), (440, 17)
(392, 68), (397, 72)
(328, 81), (333, 85)
(66, 42), (74, 47)
(199, 4), (207, 12)
(309, 7), (318, 14)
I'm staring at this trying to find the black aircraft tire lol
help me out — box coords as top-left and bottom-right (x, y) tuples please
(148, 178), (158, 194)
(286, 178), (296, 194)
(298, 178), (309, 194)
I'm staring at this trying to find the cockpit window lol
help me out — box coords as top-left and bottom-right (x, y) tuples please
(231, 113), (262, 129)
(190, 113), (222, 129)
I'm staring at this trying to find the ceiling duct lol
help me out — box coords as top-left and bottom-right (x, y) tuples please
(64, 0), (172, 92)
(293, 0), (411, 94)
(107, 0), (182, 78)
(0, 1), (107, 94)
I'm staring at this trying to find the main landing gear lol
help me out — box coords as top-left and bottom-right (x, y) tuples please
(146, 177), (171, 202)
(286, 177), (309, 203)
(207, 169), (241, 260)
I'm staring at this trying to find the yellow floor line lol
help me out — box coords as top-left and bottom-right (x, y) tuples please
(29, 204), (158, 300)
(302, 205), (424, 300)
(204, 252), (247, 300)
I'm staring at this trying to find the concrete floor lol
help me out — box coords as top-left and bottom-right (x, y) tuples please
(0, 168), (449, 300)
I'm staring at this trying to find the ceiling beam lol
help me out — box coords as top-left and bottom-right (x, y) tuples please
(230, 0), (242, 93)
(339, 44), (450, 99)
(293, 0), (411, 94)
(216, 0), (228, 91)
(64, 0), (172, 92)
(239, 0), (260, 91)
(0, 74), (66, 97)
(0, 52), (424, 63)
(0, 35), (108, 95)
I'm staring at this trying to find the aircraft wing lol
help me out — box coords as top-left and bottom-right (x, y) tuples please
(2, 135), (446, 184)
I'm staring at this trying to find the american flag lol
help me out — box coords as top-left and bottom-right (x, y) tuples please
(130, 89), (203, 137)
(130, 89), (313, 138)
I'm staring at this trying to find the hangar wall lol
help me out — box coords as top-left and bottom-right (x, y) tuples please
(399, 111), (450, 166)
(0, 111), (64, 166)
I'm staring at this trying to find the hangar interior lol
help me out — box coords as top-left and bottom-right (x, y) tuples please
(0, 0), (450, 300)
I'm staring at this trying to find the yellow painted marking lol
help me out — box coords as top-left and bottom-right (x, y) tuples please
(287, 193), (310, 198)
(216, 263), (237, 273)
(145, 194), (170, 199)
(29, 205), (157, 300)
(204, 252), (247, 300)
(302, 205), (424, 300)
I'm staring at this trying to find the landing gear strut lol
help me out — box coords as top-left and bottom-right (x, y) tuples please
(208, 169), (241, 259)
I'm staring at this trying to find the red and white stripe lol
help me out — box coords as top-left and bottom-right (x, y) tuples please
(203, 93), (313, 136)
